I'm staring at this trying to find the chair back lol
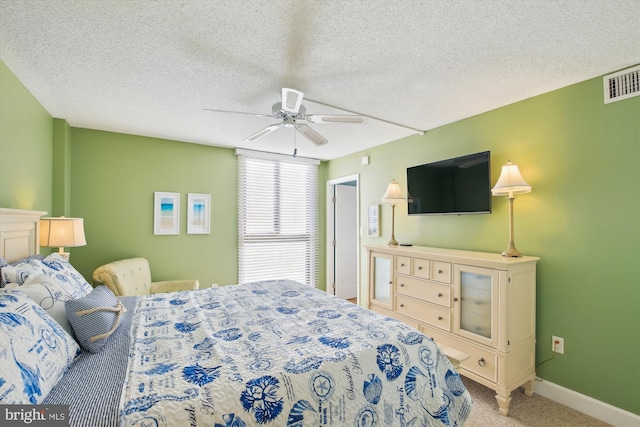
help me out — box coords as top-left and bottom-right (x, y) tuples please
(93, 257), (152, 296)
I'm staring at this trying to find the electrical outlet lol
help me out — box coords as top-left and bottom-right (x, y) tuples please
(552, 336), (564, 354)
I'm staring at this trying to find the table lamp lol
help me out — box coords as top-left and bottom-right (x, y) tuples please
(491, 161), (531, 257)
(382, 179), (405, 247)
(40, 217), (87, 260)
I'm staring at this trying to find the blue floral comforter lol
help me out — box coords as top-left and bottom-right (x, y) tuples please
(119, 280), (472, 426)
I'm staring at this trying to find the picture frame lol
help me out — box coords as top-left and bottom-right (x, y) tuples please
(187, 193), (211, 234)
(368, 204), (380, 237)
(154, 192), (180, 235)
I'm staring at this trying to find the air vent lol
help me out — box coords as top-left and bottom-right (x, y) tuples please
(603, 65), (640, 104)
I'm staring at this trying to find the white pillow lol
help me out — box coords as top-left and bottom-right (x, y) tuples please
(0, 291), (81, 404)
(42, 254), (93, 297)
(19, 274), (76, 336)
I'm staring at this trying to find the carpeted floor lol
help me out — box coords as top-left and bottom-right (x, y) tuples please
(462, 377), (612, 427)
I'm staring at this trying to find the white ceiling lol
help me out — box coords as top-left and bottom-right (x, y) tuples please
(1, 1), (639, 160)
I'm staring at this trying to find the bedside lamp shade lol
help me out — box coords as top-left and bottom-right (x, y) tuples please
(40, 217), (87, 260)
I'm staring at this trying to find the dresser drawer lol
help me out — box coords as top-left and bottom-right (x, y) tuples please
(411, 258), (430, 279)
(395, 256), (410, 275)
(430, 261), (452, 283)
(395, 276), (451, 308)
(421, 326), (497, 382)
(395, 295), (450, 331)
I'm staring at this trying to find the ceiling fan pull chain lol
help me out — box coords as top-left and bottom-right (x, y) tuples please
(293, 129), (298, 157)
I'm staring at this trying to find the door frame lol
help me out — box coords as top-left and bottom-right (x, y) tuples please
(326, 174), (360, 302)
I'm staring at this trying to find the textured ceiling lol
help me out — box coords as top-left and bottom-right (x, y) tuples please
(1, 0), (639, 160)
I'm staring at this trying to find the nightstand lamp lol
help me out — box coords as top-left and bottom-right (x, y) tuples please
(382, 179), (406, 247)
(40, 217), (87, 261)
(491, 161), (531, 257)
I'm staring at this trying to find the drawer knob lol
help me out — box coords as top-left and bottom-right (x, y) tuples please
(400, 283), (405, 287)
(401, 263), (405, 267)
(437, 269), (443, 274)
(400, 304), (405, 308)
(418, 266), (423, 270)
(437, 316), (443, 320)
(437, 293), (443, 297)
(478, 358), (486, 367)
(388, 281), (393, 285)
(453, 297), (459, 302)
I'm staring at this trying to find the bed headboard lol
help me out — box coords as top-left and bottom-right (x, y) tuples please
(0, 208), (48, 262)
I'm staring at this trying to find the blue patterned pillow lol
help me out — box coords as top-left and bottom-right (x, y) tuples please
(0, 291), (81, 404)
(65, 286), (126, 353)
(42, 254), (93, 297)
(0, 255), (50, 287)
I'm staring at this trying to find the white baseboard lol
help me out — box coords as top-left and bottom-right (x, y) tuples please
(535, 378), (640, 427)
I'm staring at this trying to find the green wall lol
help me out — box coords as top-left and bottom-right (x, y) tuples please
(327, 74), (640, 414)
(65, 129), (327, 290)
(67, 128), (239, 288)
(0, 60), (52, 212)
(52, 118), (72, 216)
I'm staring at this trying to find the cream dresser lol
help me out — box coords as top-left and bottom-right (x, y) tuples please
(366, 244), (540, 416)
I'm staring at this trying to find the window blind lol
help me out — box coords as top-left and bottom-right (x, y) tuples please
(236, 149), (319, 287)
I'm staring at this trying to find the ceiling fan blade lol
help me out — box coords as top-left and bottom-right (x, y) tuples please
(204, 108), (274, 118)
(281, 88), (304, 114)
(305, 114), (368, 124)
(296, 123), (328, 146)
(244, 124), (282, 142)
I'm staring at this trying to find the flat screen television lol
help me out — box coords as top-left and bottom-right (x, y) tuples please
(407, 151), (491, 215)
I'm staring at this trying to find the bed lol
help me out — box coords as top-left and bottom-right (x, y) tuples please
(0, 208), (472, 426)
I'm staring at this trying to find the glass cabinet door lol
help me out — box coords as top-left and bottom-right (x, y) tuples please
(454, 264), (499, 347)
(370, 252), (393, 309)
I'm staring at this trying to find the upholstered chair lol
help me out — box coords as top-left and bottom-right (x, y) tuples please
(92, 257), (199, 296)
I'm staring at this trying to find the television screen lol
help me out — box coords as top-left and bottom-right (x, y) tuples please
(407, 151), (491, 215)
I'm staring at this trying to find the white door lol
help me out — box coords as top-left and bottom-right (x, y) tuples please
(333, 183), (357, 299)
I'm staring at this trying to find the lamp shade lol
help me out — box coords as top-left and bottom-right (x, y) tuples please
(491, 161), (531, 197)
(382, 180), (405, 204)
(40, 217), (87, 248)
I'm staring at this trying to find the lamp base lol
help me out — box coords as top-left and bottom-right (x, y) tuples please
(501, 241), (522, 257)
(54, 247), (71, 261)
(387, 203), (399, 247)
(56, 252), (71, 261)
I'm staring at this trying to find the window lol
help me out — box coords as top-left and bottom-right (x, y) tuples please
(236, 149), (319, 287)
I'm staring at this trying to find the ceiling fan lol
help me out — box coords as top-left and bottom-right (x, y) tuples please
(205, 88), (368, 146)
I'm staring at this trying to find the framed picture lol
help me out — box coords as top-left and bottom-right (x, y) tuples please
(368, 204), (380, 237)
(187, 193), (211, 234)
(154, 192), (180, 235)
